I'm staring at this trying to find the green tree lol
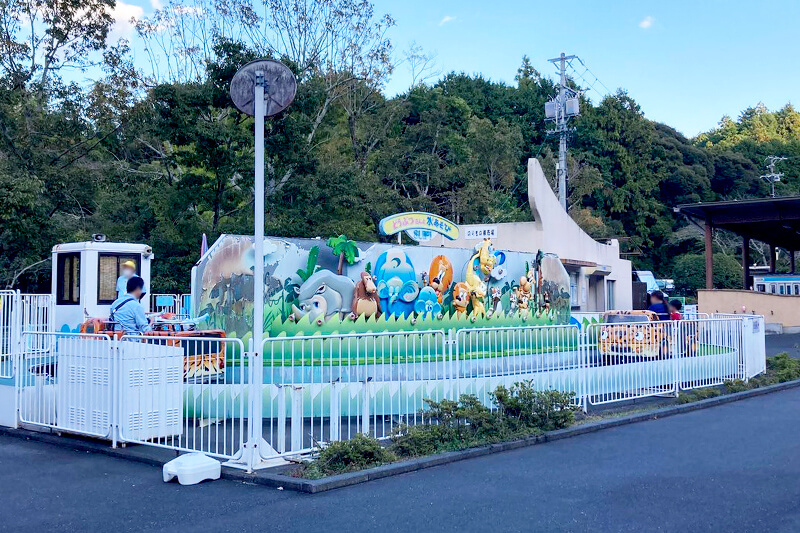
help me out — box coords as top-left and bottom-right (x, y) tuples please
(673, 254), (742, 295)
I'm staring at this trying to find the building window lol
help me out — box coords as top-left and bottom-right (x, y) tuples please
(569, 271), (579, 307)
(98, 254), (140, 304)
(779, 285), (785, 295)
(771, 284), (776, 294)
(56, 253), (80, 305)
(795, 284), (799, 296)
(606, 280), (615, 310)
(756, 284), (765, 293)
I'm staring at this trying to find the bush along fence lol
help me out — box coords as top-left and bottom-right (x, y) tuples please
(1, 315), (766, 471)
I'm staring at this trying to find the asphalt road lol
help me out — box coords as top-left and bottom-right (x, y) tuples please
(2, 388), (800, 533)
(766, 333), (800, 358)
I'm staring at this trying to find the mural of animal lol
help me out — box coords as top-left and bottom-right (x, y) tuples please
(464, 263), (487, 317)
(426, 255), (453, 303)
(452, 282), (470, 315)
(490, 287), (502, 315)
(290, 270), (356, 323)
(351, 271), (381, 319)
(414, 287), (442, 317)
(375, 248), (420, 317)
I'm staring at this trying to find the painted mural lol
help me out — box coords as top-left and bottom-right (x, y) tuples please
(193, 234), (572, 343)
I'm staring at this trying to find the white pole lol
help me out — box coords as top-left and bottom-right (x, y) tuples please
(250, 72), (266, 468)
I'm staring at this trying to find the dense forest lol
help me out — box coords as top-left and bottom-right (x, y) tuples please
(1, 0), (798, 295)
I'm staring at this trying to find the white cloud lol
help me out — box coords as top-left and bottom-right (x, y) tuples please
(109, 1), (144, 39)
(638, 15), (655, 29)
(151, 0), (163, 9)
(439, 15), (456, 26)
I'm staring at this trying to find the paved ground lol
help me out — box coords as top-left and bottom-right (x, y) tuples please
(2, 388), (800, 533)
(766, 333), (800, 357)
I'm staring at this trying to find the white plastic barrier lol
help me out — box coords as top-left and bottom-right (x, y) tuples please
(18, 332), (114, 438)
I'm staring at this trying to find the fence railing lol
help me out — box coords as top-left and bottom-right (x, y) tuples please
(1, 292), (54, 379)
(117, 335), (247, 460)
(9, 316), (765, 469)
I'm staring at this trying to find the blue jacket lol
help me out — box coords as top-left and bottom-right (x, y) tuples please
(648, 302), (670, 321)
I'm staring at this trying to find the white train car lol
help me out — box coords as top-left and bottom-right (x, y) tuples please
(752, 274), (800, 296)
(51, 238), (153, 332)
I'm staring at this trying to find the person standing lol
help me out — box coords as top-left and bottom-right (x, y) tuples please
(116, 260), (137, 300)
(110, 276), (151, 335)
(647, 290), (671, 321)
(669, 299), (683, 320)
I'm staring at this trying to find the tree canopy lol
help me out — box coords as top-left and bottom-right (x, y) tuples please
(0, 0), (797, 295)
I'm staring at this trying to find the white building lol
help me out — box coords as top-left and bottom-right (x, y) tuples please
(422, 158), (632, 312)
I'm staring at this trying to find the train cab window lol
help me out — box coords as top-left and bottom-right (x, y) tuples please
(771, 284), (776, 294)
(756, 284), (766, 293)
(779, 285), (786, 295)
(98, 254), (140, 304)
(56, 253), (80, 305)
(795, 284), (800, 296)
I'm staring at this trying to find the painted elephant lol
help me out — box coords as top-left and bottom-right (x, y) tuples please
(290, 270), (356, 322)
(374, 248), (420, 318)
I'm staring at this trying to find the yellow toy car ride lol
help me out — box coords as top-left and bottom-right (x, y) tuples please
(597, 310), (669, 361)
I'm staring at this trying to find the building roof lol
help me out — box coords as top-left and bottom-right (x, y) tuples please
(675, 196), (800, 251)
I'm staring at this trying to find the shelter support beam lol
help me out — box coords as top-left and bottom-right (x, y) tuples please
(705, 221), (713, 290)
(769, 245), (776, 273)
(742, 236), (750, 290)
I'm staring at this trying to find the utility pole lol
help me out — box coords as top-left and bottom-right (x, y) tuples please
(760, 156), (787, 197)
(545, 53), (580, 211)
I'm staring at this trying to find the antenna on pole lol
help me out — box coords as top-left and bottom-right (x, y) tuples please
(545, 53), (580, 211)
(760, 156), (787, 198)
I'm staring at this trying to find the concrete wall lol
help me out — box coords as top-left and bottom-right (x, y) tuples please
(423, 158), (633, 311)
(698, 289), (800, 333)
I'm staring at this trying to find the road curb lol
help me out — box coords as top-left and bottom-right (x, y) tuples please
(2, 377), (799, 493)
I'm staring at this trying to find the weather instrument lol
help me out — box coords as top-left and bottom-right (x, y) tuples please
(229, 59), (296, 470)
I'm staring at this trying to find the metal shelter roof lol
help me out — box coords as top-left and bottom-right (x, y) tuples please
(675, 196), (800, 251)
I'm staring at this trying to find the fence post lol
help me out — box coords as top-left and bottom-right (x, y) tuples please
(111, 336), (118, 448)
(329, 380), (340, 442)
(361, 380), (371, 435)
(290, 386), (303, 451)
(277, 385), (286, 453)
(671, 321), (680, 397)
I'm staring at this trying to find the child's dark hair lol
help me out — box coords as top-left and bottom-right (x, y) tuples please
(669, 299), (682, 311)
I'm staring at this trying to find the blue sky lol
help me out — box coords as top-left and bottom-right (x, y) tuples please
(114, 0), (800, 137)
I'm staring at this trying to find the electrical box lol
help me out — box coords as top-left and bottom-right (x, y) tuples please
(544, 100), (557, 119)
(566, 97), (580, 117)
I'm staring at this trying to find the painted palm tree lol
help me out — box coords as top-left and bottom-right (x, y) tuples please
(327, 235), (359, 275)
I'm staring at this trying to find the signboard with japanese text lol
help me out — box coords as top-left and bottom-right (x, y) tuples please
(464, 226), (498, 240)
(378, 212), (459, 240)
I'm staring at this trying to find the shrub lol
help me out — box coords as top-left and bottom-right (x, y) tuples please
(299, 434), (396, 479)
(492, 380), (578, 431)
(767, 353), (800, 382)
(724, 379), (751, 393)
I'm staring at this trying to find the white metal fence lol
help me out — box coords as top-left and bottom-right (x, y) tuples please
(9, 316), (765, 469)
(1, 292), (54, 379)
